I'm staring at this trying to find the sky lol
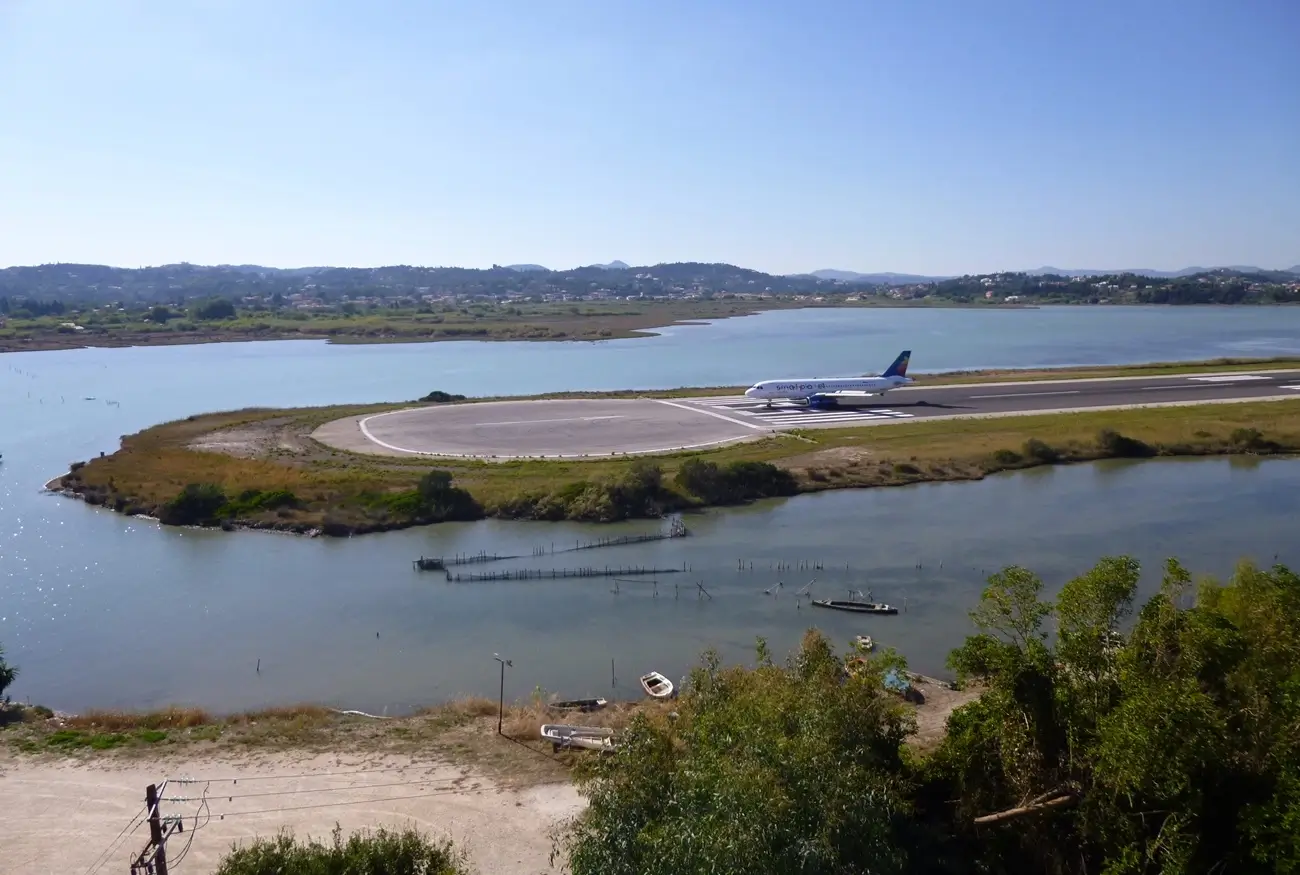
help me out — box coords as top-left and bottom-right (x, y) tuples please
(1, 1), (1297, 275)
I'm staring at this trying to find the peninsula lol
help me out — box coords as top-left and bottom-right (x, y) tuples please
(49, 357), (1300, 536)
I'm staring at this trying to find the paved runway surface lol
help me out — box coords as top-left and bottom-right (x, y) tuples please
(313, 369), (1300, 459)
(685, 369), (1300, 428)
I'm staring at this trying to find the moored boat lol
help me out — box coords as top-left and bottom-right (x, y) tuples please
(549, 697), (609, 712)
(540, 724), (616, 752)
(640, 671), (675, 698)
(812, 599), (898, 614)
(853, 635), (874, 652)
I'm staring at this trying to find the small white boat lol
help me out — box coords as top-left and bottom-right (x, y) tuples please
(540, 724), (615, 752)
(640, 671), (675, 699)
(854, 635), (874, 652)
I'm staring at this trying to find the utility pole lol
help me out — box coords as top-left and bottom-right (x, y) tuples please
(147, 783), (168, 875)
(131, 783), (181, 875)
(493, 653), (512, 735)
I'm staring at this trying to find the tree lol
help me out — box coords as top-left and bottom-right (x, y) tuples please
(0, 641), (16, 700)
(411, 470), (481, 521)
(927, 557), (1300, 874)
(557, 632), (918, 874)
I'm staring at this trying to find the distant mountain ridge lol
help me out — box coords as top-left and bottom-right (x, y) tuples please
(802, 269), (955, 283)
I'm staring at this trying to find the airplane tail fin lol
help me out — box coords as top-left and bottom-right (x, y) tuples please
(882, 350), (911, 378)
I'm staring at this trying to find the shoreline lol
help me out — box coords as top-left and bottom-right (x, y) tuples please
(0, 301), (1051, 354)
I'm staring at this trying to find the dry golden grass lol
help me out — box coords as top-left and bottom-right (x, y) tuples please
(65, 707), (215, 730)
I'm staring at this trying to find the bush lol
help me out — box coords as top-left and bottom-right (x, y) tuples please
(372, 471), (483, 524)
(159, 483), (228, 525)
(221, 488), (301, 518)
(1095, 428), (1155, 458)
(1230, 427), (1277, 452)
(214, 825), (467, 875)
(991, 448), (1022, 465)
(419, 390), (467, 403)
(674, 458), (797, 505)
(1022, 437), (1059, 462)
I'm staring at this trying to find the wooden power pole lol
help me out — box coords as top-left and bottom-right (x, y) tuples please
(131, 782), (181, 874)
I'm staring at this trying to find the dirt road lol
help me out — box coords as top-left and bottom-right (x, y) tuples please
(0, 750), (583, 874)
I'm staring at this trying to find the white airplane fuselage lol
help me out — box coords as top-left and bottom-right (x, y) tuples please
(744, 375), (912, 403)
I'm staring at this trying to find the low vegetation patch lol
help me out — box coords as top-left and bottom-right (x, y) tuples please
(214, 825), (468, 875)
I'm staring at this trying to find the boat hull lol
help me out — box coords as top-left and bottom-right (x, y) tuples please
(540, 724), (615, 752)
(812, 599), (898, 615)
(639, 671), (675, 699)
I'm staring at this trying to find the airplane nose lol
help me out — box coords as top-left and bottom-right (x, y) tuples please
(744, 388), (757, 398)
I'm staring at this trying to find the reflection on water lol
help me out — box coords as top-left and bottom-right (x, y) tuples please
(3, 456), (1297, 714)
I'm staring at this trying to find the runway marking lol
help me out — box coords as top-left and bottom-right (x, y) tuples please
(356, 408), (757, 458)
(1139, 384), (1209, 390)
(654, 398), (768, 430)
(474, 415), (624, 426)
(685, 397), (917, 427)
(1188, 374), (1270, 382)
(1285, 385), (1300, 391)
(969, 390), (1081, 399)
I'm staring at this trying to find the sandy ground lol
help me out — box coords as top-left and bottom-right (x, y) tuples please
(0, 750), (584, 874)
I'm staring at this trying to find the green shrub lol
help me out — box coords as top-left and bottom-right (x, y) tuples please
(159, 483), (228, 525)
(419, 390), (467, 403)
(214, 825), (467, 875)
(674, 458), (797, 505)
(991, 448), (1022, 465)
(1096, 428), (1155, 458)
(1022, 437), (1059, 462)
(221, 488), (301, 518)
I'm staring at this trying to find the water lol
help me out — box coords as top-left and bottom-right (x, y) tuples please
(3, 306), (1299, 713)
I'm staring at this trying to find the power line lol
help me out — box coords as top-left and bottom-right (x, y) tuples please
(171, 763), (450, 783)
(169, 782), (211, 870)
(82, 808), (146, 875)
(193, 784), (510, 822)
(170, 777), (476, 803)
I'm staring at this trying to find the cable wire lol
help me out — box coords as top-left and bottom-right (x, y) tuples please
(169, 781), (211, 870)
(171, 763), (448, 783)
(193, 783), (516, 822)
(196, 777), (477, 802)
(82, 806), (146, 875)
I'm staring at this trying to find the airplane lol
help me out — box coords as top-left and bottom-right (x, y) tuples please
(743, 350), (913, 409)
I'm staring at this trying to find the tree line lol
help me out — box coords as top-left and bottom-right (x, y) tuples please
(562, 556), (1300, 874)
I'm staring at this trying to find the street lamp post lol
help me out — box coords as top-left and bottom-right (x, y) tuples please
(493, 653), (512, 735)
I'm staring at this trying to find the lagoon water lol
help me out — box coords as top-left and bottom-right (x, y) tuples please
(3, 306), (1300, 713)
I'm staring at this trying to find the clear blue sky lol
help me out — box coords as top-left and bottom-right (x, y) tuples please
(2, 1), (1297, 274)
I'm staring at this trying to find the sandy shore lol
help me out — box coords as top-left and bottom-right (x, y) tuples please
(0, 749), (583, 874)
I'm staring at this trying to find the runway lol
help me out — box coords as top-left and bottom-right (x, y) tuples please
(312, 368), (1300, 459)
(683, 368), (1300, 428)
